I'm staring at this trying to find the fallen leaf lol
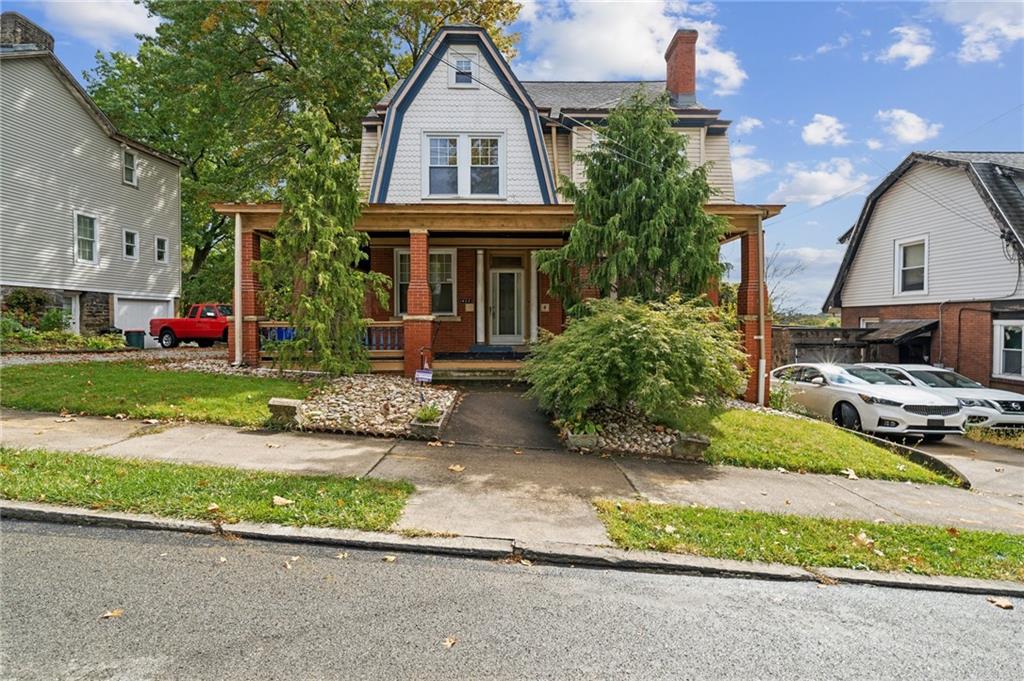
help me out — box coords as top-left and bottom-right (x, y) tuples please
(427, 441), (444, 447)
(513, 449), (524, 455)
(896, 464), (907, 472)
(841, 468), (859, 480)
(266, 443), (281, 449)
(760, 491), (768, 496)
(775, 467), (788, 474)
(207, 503), (220, 512)
(159, 552), (168, 557)
(447, 441), (455, 447)
(335, 552), (349, 560)
(114, 413), (128, 420)
(784, 499), (791, 505)
(872, 549), (885, 557)
(219, 557), (227, 563)
(779, 528), (789, 536)
(141, 419), (160, 425)
(664, 524), (678, 535)
(382, 555), (396, 563)
(448, 464), (465, 473)
(99, 608), (124, 620)
(54, 417), (76, 423)
(442, 637), (457, 649)
(853, 531), (875, 549)
(986, 596), (1014, 610)
(284, 562), (292, 570)
(946, 527), (960, 537)
(519, 559), (532, 567)
(272, 495), (294, 507)
(995, 467), (1005, 473)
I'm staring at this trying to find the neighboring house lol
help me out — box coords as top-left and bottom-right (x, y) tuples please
(824, 151), (1024, 392)
(215, 24), (782, 402)
(0, 13), (181, 347)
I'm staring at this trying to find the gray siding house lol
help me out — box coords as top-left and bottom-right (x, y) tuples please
(0, 13), (181, 345)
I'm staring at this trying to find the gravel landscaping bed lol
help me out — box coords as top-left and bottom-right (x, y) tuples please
(563, 407), (705, 460)
(153, 359), (458, 437)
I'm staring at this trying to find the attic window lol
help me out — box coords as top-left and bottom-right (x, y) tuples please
(448, 48), (478, 88)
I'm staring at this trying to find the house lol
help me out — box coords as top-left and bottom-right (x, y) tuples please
(0, 13), (181, 346)
(214, 24), (782, 402)
(824, 151), (1024, 392)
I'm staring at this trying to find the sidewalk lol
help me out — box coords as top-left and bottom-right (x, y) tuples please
(2, 408), (1023, 543)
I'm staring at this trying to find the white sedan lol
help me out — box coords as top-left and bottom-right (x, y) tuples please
(860, 363), (1024, 429)
(770, 363), (966, 441)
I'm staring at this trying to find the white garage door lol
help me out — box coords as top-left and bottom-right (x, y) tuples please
(115, 298), (172, 349)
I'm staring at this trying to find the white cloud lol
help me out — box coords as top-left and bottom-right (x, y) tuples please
(801, 114), (850, 146)
(877, 108), (943, 144)
(41, 0), (158, 51)
(733, 116), (763, 136)
(731, 143), (771, 183)
(777, 247), (845, 267)
(816, 34), (852, 55)
(515, 1), (747, 95)
(769, 158), (872, 207)
(935, 1), (1024, 63)
(877, 25), (934, 69)
(866, 138), (884, 150)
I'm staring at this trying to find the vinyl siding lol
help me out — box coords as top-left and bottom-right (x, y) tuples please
(841, 163), (1018, 306)
(382, 45), (545, 203)
(0, 56), (180, 298)
(358, 125), (379, 199)
(703, 133), (736, 204)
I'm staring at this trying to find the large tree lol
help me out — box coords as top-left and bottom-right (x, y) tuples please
(538, 90), (727, 312)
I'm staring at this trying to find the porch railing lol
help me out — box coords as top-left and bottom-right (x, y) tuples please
(257, 320), (404, 353)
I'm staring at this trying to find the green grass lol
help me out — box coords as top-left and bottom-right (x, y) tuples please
(0, 448), (412, 532)
(0, 362), (309, 427)
(664, 406), (953, 485)
(596, 500), (1024, 582)
(966, 427), (1024, 450)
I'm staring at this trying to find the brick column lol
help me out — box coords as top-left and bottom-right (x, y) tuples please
(737, 228), (771, 403)
(403, 229), (434, 376)
(240, 231), (262, 366)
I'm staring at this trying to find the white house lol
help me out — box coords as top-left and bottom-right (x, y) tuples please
(0, 12), (181, 345)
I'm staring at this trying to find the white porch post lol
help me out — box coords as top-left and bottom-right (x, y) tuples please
(529, 250), (539, 343)
(475, 249), (485, 343)
(233, 211), (243, 365)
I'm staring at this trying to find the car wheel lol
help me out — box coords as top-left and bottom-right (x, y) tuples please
(921, 434), (945, 443)
(159, 329), (178, 348)
(834, 402), (862, 431)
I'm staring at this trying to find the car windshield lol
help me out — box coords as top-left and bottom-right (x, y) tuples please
(908, 369), (983, 389)
(217, 305), (233, 316)
(825, 366), (902, 385)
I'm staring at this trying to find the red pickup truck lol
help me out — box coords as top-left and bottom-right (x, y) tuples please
(149, 303), (232, 348)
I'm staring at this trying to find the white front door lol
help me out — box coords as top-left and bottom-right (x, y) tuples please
(490, 268), (523, 344)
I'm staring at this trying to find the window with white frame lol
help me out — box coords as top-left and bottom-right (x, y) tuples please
(74, 212), (98, 264)
(123, 229), (138, 260)
(994, 320), (1024, 379)
(155, 236), (168, 263)
(895, 237), (927, 294)
(123, 148), (137, 186)
(448, 48), (478, 87)
(423, 134), (503, 198)
(394, 249), (456, 315)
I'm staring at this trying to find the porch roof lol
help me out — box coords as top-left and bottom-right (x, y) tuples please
(210, 202), (784, 238)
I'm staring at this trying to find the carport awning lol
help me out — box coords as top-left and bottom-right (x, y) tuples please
(860, 319), (938, 344)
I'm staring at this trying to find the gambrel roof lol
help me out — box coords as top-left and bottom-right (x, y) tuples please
(824, 151), (1024, 312)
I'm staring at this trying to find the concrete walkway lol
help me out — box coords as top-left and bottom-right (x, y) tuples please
(3, 409), (1023, 543)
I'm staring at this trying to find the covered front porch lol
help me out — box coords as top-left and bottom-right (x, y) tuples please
(211, 202), (781, 402)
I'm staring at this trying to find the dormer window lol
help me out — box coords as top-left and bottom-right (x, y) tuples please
(122, 148), (137, 186)
(448, 48), (479, 88)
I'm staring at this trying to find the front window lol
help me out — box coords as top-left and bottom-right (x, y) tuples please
(428, 137), (458, 195)
(155, 237), (168, 263)
(123, 149), (137, 185)
(201, 305), (217, 318)
(995, 322), (1024, 378)
(896, 238), (926, 293)
(470, 137), (500, 195)
(394, 249), (456, 316)
(123, 229), (138, 260)
(75, 212), (97, 264)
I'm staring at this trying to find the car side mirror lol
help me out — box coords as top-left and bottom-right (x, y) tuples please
(810, 376), (825, 386)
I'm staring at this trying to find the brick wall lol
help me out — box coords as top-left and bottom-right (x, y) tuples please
(537, 270), (564, 334)
(365, 246), (394, 321)
(435, 249), (477, 352)
(840, 302), (994, 386)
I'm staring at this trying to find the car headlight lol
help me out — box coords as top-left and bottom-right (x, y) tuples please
(958, 398), (996, 409)
(858, 393), (902, 407)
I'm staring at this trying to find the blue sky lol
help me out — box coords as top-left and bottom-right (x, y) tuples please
(9, 0), (1023, 311)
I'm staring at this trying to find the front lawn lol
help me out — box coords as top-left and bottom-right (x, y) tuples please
(0, 448), (412, 532)
(0, 362), (309, 427)
(596, 500), (1024, 582)
(966, 427), (1024, 451)
(665, 406), (953, 485)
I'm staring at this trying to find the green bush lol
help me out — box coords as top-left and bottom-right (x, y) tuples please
(519, 297), (748, 426)
(38, 308), (69, 332)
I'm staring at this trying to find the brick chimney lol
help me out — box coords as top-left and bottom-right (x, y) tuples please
(1, 12), (54, 51)
(665, 29), (697, 106)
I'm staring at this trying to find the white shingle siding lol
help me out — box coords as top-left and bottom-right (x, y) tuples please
(381, 46), (545, 204)
(0, 56), (180, 298)
(358, 125), (378, 199)
(841, 163), (1018, 306)
(703, 134), (735, 204)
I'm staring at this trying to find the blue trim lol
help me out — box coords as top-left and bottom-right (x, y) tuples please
(369, 27), (555, 205)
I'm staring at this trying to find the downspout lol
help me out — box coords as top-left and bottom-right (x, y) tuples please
(757, 213), (767, 406)
(233, 211), (243, 366)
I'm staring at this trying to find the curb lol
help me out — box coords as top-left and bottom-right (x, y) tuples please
(3, 500), (1022, 598)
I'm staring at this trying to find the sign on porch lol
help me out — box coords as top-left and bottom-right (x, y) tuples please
(414, 369), (433, 383)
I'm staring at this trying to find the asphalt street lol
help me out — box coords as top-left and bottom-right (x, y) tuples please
(1, 519), (1021, 680)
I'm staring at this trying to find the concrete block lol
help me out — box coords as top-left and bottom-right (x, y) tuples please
(267, 398), (303, 429)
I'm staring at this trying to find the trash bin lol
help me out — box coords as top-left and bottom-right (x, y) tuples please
(124, 330), (146, 349)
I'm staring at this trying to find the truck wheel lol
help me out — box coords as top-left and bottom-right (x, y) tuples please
(159, 329), (178, 348)
(221, 329), (229, 343)
(197, 340), (214, 348)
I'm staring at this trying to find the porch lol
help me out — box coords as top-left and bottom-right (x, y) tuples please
(212, 202), (781, 402)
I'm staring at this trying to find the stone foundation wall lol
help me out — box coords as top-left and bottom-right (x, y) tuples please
(80, 291), (112, 333)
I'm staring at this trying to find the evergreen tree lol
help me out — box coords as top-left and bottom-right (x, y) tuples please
(538, 90), (727, 311)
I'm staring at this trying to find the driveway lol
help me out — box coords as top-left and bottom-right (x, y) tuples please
(914, 435), (1024, 498)
(439, 382), (562, 450)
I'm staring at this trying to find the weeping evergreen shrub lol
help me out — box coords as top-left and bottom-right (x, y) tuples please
(520, 297), (747, 427)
